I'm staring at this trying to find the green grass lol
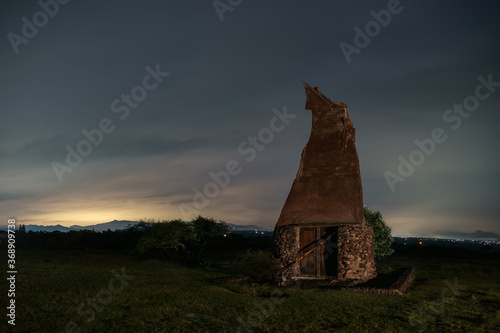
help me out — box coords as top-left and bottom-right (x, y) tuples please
(3, 249), (500, 332)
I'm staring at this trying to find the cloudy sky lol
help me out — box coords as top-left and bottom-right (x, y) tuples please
(1, 0), (499, 238)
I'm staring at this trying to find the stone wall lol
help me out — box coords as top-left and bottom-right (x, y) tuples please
(345, 267), (415, 295)
(273, 225), (299, 285)
(337, 224), (377, 284)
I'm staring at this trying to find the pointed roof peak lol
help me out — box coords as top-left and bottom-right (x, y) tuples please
(301, 81), (346, 109)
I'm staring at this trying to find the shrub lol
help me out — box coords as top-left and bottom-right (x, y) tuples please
(232, 250), (280, 282)
(364, 206), (395, 258)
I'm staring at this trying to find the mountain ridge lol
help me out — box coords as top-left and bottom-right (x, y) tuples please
(1, 220), (273, 232)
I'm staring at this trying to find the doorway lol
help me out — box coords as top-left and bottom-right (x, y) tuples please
(299, 226), (338, 277)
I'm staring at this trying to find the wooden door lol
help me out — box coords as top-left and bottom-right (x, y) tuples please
(299, 227), (317, 276)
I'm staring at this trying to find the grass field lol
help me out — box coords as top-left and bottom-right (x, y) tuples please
(3, 248), (500, 332)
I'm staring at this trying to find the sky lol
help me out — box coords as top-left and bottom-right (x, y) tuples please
(1, 0), (499, 238)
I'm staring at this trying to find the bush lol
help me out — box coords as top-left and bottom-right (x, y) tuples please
(136, 219), (195, 254)
(232, 250), (280, 282)
(364, 206), (395, 258)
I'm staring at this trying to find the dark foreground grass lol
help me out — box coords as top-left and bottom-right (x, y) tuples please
(2, 248), (500, 332)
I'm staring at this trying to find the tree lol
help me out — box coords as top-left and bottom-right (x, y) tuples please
(364, 206), (394, 258)
(136, 219), (195, 255)
(190, 216), (230, 261)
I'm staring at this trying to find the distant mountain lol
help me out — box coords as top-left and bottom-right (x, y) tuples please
(17, 224), (75, 232)
(70, 220), (139, 231)
(1, 220), (273, 232)
(430, 230), (500, 241)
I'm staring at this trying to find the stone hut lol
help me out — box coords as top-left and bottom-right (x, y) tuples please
(273, 82), (376, 286)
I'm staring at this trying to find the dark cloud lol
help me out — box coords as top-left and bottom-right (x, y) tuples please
(0, 0), (499, 236)
(3, 135), (211, 167)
